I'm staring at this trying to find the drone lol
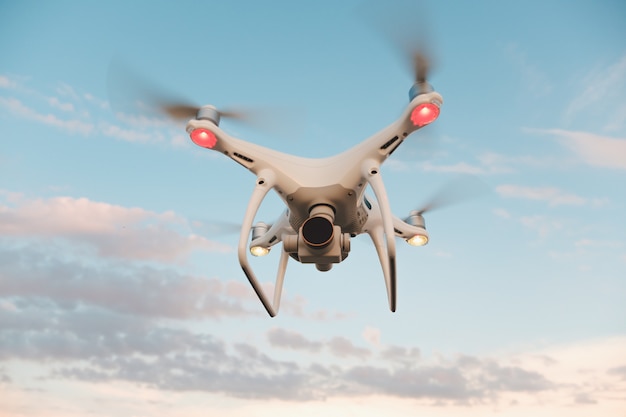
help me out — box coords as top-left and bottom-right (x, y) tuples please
(119, 52), (445, 317)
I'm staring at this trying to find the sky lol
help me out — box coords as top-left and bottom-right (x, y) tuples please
(1, 0), (625, 416)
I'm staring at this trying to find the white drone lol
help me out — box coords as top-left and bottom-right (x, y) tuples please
(124, 53), (445, 317)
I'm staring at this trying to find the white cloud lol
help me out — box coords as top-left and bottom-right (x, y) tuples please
(47, 96), (75, 112)
(534, 128), (626, 170)
(99, 121), (159, 143)
(574, 238), (622, 248)
(55, 82), (81, 101)
(420, 161), (487, 175)
(0, 75), (17, 89)
(565, 54), (626, 130)
(519, 215), (564, 237)
(1, 77), (184, 146)
(0, 97), (94, 135)
(496, 184), (588, 206)
(477, 151), (562, 171)
(362, 326), (381, 347)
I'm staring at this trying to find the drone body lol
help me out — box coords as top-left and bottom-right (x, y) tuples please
(185, 86), (443, 317)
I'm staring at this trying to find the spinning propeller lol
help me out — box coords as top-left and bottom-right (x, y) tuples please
(106, 59), (264, 128)
(404, 176), (489, 246)
(414, 176), (489, 216)
(158, 101), (252, 124)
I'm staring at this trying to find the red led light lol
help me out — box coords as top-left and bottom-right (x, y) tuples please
(190, 128), (217, 148)
(410, 102), (440, 127)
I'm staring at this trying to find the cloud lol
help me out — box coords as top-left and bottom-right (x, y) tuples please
(608, 365), (626, 380)
(343, 355), (554, 401)
(327, 336), (371, 360)
(267, 328), (323, 352)
(0, 77), (182, 145)
(0, 245), (253, 320)
(99, 121), (160, 143)
(362, 326), (381, 347)
(532, 128), (626, 170)
(0, 75), (18, 89)
(0, 97), (94, 135)
(519, 215), (564, 237)
(267, 328), (372, 359)
(504, 43), (553, 97)
(397, 150), (556, 176)
(496, 184), (588, 206)
(565, 55), (626, 131)
(477, 152), (564, 171)
(47, 96), (75, 112)
(0, 193), (229, 261)
(379, 345), (421, 365)
(2, 273), (624, 406)
(420, 161), (488, 175)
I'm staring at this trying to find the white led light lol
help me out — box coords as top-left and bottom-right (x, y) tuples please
(250, 246), (270, 257)
(406, 234), (429, 247)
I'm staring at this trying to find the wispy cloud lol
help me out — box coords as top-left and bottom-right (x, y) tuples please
(99, 121), (160, 143)
(519, 215), (565, 238)
(505, 43), (553, 97)
(0, 76), (182, 145)
(496, 184), (588, 206)
(0, 96), (94, 135)
(0, 75), (18, 89)
(531, 128), (626, 170)
(47, 96), (75, 112)
(420, 161), (488, 175)
(391, 149), (561, 175)
(565, 54), (626, 131)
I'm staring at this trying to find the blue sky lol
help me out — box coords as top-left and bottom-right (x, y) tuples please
(1, 0), (625, 416)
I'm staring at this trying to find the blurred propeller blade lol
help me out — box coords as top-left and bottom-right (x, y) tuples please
(107, 58), (263, 124)
(356, 0), (437, 84)
(413, 51), (430, 85)
(415, 176), (490, 215)
(161, 103), (202, 120)
(107, 58), (196, 120)
(107, 58), (306, 141)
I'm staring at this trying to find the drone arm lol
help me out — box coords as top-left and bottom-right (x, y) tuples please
(362, 160), (397, 312)
(238, 169), (289, 317)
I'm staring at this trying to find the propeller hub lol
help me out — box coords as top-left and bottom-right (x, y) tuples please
(197, 105), (221, 125)
(408, 82), (434, 101)
(407, 211), (426, 228)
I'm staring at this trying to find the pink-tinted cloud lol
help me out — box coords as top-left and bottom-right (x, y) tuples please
(0, 193), (230, 262)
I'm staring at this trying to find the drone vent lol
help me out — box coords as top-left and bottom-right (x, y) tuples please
(233, 152), (254, 163)
(380, 136), (399, 150)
